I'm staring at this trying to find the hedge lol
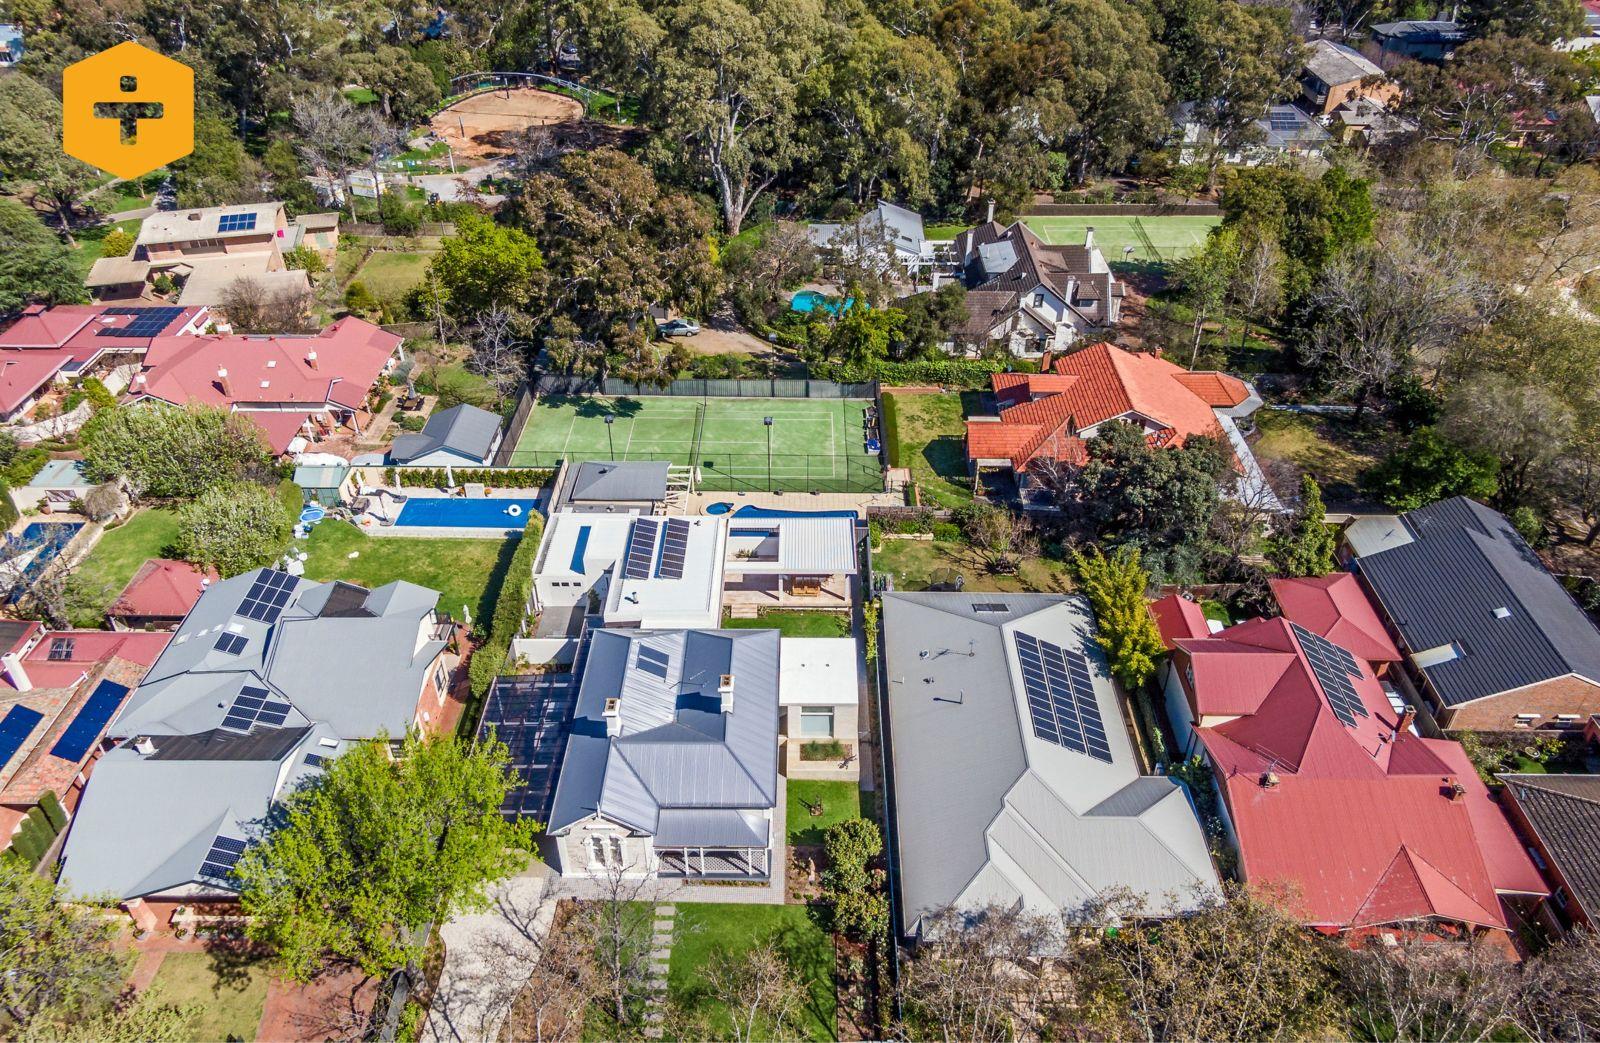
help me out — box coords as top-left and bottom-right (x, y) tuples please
(394, 467), (553, 490)
(468, 512), (545, 698)
(811, 357), (1011, 389)
(880, 393), (904, 468)
(38, 791), (67, 831)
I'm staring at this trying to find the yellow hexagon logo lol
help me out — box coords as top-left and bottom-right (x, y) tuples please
(63, 42), (193, 180)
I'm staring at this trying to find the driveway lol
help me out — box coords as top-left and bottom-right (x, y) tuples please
(422, 874), (555, 1043)
(412, 160), (508, 205)
(678, 320), (781, 358)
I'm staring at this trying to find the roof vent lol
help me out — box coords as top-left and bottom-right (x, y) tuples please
(603, 697), (622, 737)
(133, 735), (155, 756)
(1493, 606), (1511, 619)
(1261, 771), (1280, 789)
(719, 674), (735, 714)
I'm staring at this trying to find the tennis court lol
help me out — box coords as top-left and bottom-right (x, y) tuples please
(509, 395), (885, 493)
(1024, 214), (1220, 261)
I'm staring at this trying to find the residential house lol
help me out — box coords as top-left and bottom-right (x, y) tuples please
(87, 203), (341, 309)
(57, 569), (461, 915)
(1497, 773), (1600, 931)
(1176, 102), (1332, 166)
(1301, 40), (1396, 116)
(931, 217), (1123, 356)
(0, 24), (24, 65)
(1370, 20), (1467, 61)
(882, 593), (1220, 937)
(778, 636), (859, 778)
(127, 316), (403, 454)
(106, 559), (218, 631)
(964, 342), (1273, 505)
(723, 513), (858, 608)
(0, 304), (209, 421)
(550, 460), (677, 515)
(1151, 597), (1548, 944)
(389, 403), (504, 466)
(0, 623), (170, 849)
(9, 460), (95, 516)
(546, 628), (779, 880)
(1268, 573), (1403, 671)
(807, 200), (934, 277)
(1350, 497), (1600, 732)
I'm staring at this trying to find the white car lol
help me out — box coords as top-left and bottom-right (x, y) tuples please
(657, 318), (701, 338)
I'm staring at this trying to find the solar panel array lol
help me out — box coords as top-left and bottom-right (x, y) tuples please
(198, 835), (246, 882)
(47, 637), (74, 660)
(1289, 623), (1368, 726)
(220, 685), (292, 732)
(304, 752), (328, 769)
(49, 679), (130, 762)
(623, 518), (660, 580)
(213, 632), (247, 656)
(0, 704), (44, 769)
(236, 569), (296, 623)
(96, 306), (185, 338)
(1268, 109), (1303, 131)
(657, 519), (690, 579)
(217, 212), (258, 233)
(1015, 631), (1113, 762)
(636, 644), (671, 680)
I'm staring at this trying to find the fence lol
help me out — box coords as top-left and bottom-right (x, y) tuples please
(534, 374), (877, 400)
(1020, 202), (1222, 216)
(494, 384), (538, 468)
(504, 447), (885, 494)
(344, 222), (456, 237)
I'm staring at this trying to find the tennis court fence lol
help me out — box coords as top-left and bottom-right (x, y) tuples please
(507, 447), (886, 493)
(534, 375), (877, 400)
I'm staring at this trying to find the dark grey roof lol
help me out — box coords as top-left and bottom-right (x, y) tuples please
(1372, 18), (1465, 39)
(147, 726), (312, 761)
(569, 461), (670, 503)
(1357, 497), (1600, 707)
(389, 403), (502, 464)
(1501, 774), (1600, 922)
(0, 620), (32, 650)
(548, 629), (779, 839)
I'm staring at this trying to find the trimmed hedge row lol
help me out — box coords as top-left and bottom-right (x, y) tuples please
(880, 392), (904, 468)
(4, 793), (65, 868)
(468, 512), (545, 698)
(389, 467), (553, 490)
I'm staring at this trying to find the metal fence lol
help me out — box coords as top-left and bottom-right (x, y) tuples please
(532, 374), (875, 400)
(494, 384), (538, 468)
(505, 447), (885, 494)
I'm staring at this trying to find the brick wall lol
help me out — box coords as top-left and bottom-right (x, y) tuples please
(1439, 674), (1600, 731)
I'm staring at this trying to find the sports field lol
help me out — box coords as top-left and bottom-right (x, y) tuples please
(1024, 214), (1220, 261)
(510, 396), (885, 493)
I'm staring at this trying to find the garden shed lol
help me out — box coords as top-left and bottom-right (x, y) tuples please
(293, 463), (352, 507)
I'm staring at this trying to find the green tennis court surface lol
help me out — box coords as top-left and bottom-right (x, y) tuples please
(1023, 215), (1220, 261)
(510, 396), (885, 493)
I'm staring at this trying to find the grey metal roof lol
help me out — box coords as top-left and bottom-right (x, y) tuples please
(882, 593), (1218, 933)
(389, 403), (502, 464)
(1304, 39), (1383, 86)
(1357, 497), (1600, 707)
(568, 461), (670, 503)
(654, 808), (769, 847)
(1500, 773), (1600, 923)
(1372, 19), (1465, 39)
(547, 629), (779, 840)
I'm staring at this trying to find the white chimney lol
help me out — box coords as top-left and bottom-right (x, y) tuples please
(2, 651), (31, 692)
(985, 198), (996, 224)
(216, 367), (231, 396)
(719, 674), (735, 714)
(133, 736), (155, 756)
(306, 350), (318, 370)
(1084, 226), (1096, 250)
(603, 697), (622, 738)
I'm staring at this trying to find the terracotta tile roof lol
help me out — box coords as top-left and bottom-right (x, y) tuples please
(1271, 573), (1403, 663)
(1174, 370), (1252, 408)
(108, 559), (219, 622)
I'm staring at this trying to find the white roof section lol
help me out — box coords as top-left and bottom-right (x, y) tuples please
(533, 512), (726, 629)
(724, 516), (859, 575)
(138, 202), (283, 247)
(882, 593), (1219, 933)
(779, 637), (858, 706)
(175, 257), (309, 307)
(1343, 514), (1412, 557)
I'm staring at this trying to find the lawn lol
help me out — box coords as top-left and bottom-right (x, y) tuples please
(1023, 214), (1220, 261)
(881, 392), (974, 509)
(149, 950), (271, 1042)
(872, 537), (1074, 594)
(66, 506), (182, 627)
(67, 219), (143, 279)
(353, 251), (434, 301)
(720, 610), (850, 638)
(670, 903), (836, 1041)
(511, 395), (883, 494)
(299, 520), (515, 625)
(924, 223), (967, 240)
(1249, 408), (1394, 507)
(787, 779), (862, 847)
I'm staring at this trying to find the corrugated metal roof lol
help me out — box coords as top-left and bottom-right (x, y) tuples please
(569, 461), (670, 503)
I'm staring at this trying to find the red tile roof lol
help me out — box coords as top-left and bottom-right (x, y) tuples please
(0, 304), (207, 414)
(1270, 573), (1403, 663)
(1170, 614), (1544, 932)
(0, 352), (73, 414)
(108, 559), (218, 621)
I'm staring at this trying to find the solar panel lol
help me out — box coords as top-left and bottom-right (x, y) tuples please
(304, 752), (328, 768)
(48, 679), (130, 762)
(217, 212), (258, 233)
(623, 519), (660, 580)
(235, 569), (297, 623)
(657, 519), (690, 580)
(0, 704), (44, 769)
(213, 632), (247, 656)
(198, 834), (247, 882)
(1290, 623), (1367, 727)
(95, 305), (185, 338)
(1015, 631), (1113, 762)
(635, 644), (670, 680)
(220, 685), (293, 732)
(971, 602), (1009, 613)
(47, 637), (75, 661)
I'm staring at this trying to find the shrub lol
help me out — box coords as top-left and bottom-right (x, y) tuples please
(0, 482), (17, 530)
(152, 273), (175, 295)
(800, 739), (847, 761)
(823, 818), (883, 895)
(99, 228), (135, 257)
(172, 482), (293, 576)
(398, 413), (427, 433)
(833, 888), (890, 943)
(38, 791), (68, 831)
(469, 514), (545, 695)
(345, 281), (379, 316)
(810, 357), (1009, 389)
(282, 245), (327, 274)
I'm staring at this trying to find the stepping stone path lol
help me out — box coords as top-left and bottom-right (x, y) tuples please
(643, 903), (675, 1040)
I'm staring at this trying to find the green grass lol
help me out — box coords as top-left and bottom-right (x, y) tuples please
(149, 950), (271, 1042)
(881, 392), (974, 509)
(353, 251), (434, 301)
(670, 903), (836, 1041)
(872, 538), (1074, 593)
(511, 395), (883, 493)
(923, 223), (968, 240)
(1200, 600), (1232, 625)
(67, 219), (142, 279)
(1250, 408), (1395, 506)
(720, 610), (850, 638)
(1023, 214), (1220, 261)
(344, 86), (379, 104)
(67, 507), (182, 627)
(300, 520), (515, 624)
(787, 780), (862, 847)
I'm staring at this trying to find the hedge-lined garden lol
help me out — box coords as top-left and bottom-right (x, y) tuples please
(467, 512), (545, 698)
(387, 467), (553, 489)
(3, 791), (68, 868)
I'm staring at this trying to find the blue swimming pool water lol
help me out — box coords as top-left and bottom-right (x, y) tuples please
(729, 504), (858, 520)
(2, 522), (84, 602)
(790, 290), (856, 315)
(394, 498), (539, 529)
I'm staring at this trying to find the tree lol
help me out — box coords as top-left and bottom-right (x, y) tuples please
(1182, 3), (1302, 189)
(237, 731), (539, 983)
(172, 482), (292, 576)
(1462, 0), (1585, 44)
(1362, 427), (1500, 512)
(1070, 545), (1165, 689)
(1395, 37), (1581, 159)
(1218, 166), (1372, 301)
(291, 90), (385, 220)
(80, 481), (125, 523)
(823, 818), (882, 896)
(18, 987), (201, 1043)
(1172, 226), (1239, 367)
(1514, 928), (1600, 1041)
(467, 307), (530, 401)
(1073, 420), (1231, 554)
(823, 308), (905, 370)
(0, 198), (86, 313)
(0, 72), (106, 242)
(1443, 372), (1572, 510)
(895, 284), (968, 359)
(170, 116), (269, 211)
(1340, 932), (1517, 1043)
(99, 228), (135, 257)
(344, 46), (442, 124)
(1266, 475), (1337, 577)
(699, 937), (810, 1043)
(952, 501), (1038, 575)
(723, 221), (818, 321)
(899, 903), (1060, 1042)
(0, 857), (128, 1034)
(81, 403), (271, 499)
(566, 864), (660, 1029)
(421, 212), (544, 317)
(220, 276), (315, 334)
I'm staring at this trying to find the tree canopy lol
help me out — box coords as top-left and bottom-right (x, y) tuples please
(81, 404), (271, 499)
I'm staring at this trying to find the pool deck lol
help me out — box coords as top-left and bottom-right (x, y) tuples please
(349, 488), (545, 540)
(684, 489), (903, 517)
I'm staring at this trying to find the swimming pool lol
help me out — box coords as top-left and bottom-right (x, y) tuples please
(393, 498), (539, 531)
(790, 290), (856, 315)
(1, 522), (84, 602)
(723, 504), (859, 520)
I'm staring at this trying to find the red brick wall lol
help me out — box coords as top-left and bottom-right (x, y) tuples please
(1438, 675), (1600, 731)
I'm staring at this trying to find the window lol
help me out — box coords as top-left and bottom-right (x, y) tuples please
(1554, 887), (1569, 910)
(1515, 713), (1540, 728)
(48, 637), (74, 661)
(799, 706), (834, 738)
(588, 835), (625, 868)
(1031, 292), (1045, 308)
(433, 663), (448, 697)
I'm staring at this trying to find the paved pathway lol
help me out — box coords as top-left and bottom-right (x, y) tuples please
(643, 903), (675, 1040)
(422, 875), (555, 1043)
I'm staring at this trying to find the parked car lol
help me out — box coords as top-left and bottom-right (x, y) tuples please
(657, 318), (701, 337)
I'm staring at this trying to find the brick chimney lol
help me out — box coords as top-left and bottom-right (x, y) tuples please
(719, 674), (736, 714)
(306, 349), (318, 370)
(603, 697), (621, 738)
(1397, 705), (1416, 736)
(216, 367), (231, 396)
(2, 651), (31, 692)
(1445, 779), (1466, 802)
(132, 735), (155, 756)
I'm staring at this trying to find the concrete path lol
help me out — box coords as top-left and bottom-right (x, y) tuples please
(422, 875), (555, 1043)
(643, 903), (675, 1040)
